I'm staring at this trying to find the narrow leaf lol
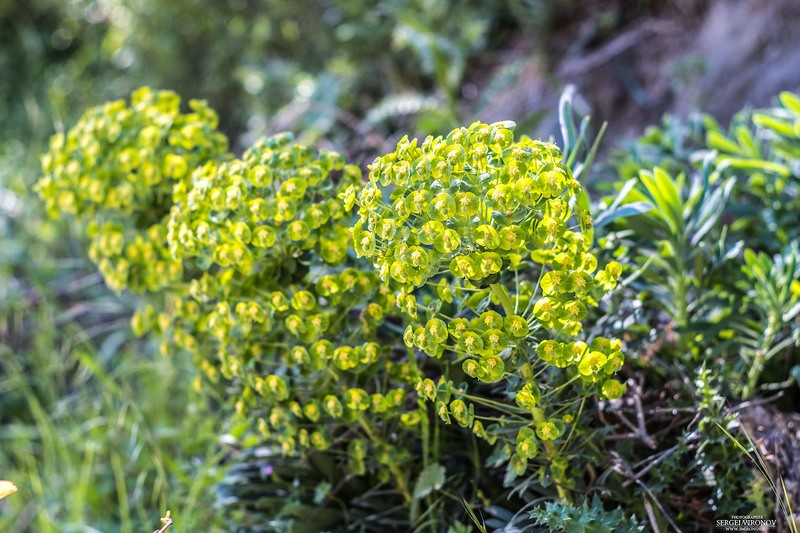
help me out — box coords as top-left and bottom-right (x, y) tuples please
(735, 125), (760, 158)
(753, 113), (795, 138)
(559, 85), (578, 160)
(716, 157), (791, 177)
(706, 130), (741, 154)
(780, 91), (800, 114)
(594, 201), (653, 230)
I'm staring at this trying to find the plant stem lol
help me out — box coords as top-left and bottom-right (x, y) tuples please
(359, 417), (412, 504)
(490, 283), (515, 316)
(531, 406), (571, 503)
(421, 402), (430, 471)
(672, 234), (694, 360)
(744, 317), (779, 397)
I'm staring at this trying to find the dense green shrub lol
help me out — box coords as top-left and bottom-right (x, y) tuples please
(18, 2), (800, 531)
(591, 91), (800, 527)
(610, 92), (800, 397)
(29, 61), (800, 531)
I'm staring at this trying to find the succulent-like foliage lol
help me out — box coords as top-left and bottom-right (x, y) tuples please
(530, 496), (643, 532)
(610, 91), (800, 391)
(602, 92), (800, 526)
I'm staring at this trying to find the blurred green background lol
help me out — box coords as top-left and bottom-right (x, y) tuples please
(2, 0), (800, 530)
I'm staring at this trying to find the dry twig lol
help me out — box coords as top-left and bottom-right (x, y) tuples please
(154, 510), (172, 533)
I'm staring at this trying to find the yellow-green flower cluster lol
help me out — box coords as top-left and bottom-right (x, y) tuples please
(352, 121), (584, 289)
(144, 234), (424, 472)
(168, 262), (422, 461)
(167, 133), (359, 274)
(403, 309), (525, 379)
(36, 87), (228, 292)
(133, 133), (426, 475)
(354, 122), (627, 480)
(163, 267), (392, 366)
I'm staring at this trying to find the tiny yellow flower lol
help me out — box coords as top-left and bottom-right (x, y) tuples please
(0, 481), (17, 500)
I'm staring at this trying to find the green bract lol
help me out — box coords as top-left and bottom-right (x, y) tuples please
(167, 133), (357, 275)
(353, 121), (585, 287)
(36, 87), (228, 292)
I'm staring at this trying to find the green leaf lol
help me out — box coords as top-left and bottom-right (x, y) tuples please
(594, 201), (653, 230)
(782, 301), (800, 323)
(706, 130), (742, 154)
(780, 91), (800, 113)
(652, 167), (684, 229)
(559, 85), (578, 160)
(735, 124), (760, 157)
(413, 463), (446, 499)
(638, 168), (681, 234)
(689, 177), (734, 246)
(753, 113), (796, 138)
(573, 120), (607, 183)
(716, 156), (791, 177)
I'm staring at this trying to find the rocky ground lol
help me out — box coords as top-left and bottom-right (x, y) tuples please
(469, 0), (800, 152)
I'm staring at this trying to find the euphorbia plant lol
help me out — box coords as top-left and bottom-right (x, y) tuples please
(37, 88), (628, 526)
(350, 121), (625, 499)
(159, 133), (424, 499)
